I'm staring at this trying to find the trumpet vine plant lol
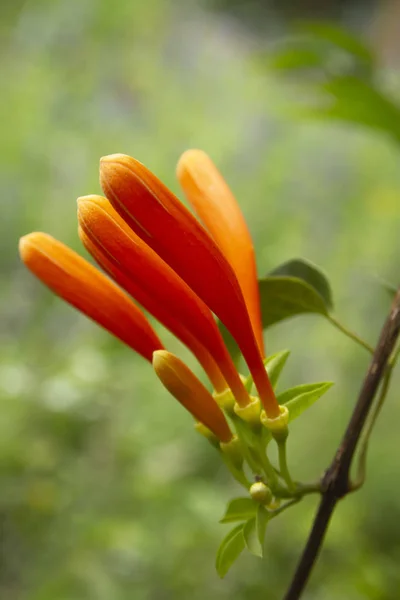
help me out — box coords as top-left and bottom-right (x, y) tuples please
(18, 26), (400, 599)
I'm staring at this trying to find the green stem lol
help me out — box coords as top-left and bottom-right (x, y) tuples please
(327, 315), (374, 354)
(273, 481), (321, 499)
(259, 445), (280, 490)
(351, 342), (400, 490)
(277, 439), (296, 492)
(220, 453), (251, 489)
(269, 497), (301, 518)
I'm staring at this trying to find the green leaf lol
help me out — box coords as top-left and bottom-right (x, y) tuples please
(259, 276), (329, 329)
(243, 518), (263, 557)
(220, 497), (258, 524)
(277, 382), (334, 421)
(243, 349), (290, 394)
(219, 270), (332, 361)
(269, 258), (333, 310)
(269, 45), (325, 72)
(219, 322), (240, 364)
(256, 505), (270, 546)
(216, 524), (246, 578)
(265, 350), (290, 388)
(298, 22), (374, 67)
(306, 77), (400, 143)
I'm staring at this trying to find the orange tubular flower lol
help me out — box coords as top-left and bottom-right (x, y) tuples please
(77, 197), (226, 393)
(153, 350), (233, 443)
(19, 233), (163, 361)
(176, 149), (264, 357)
(100, 154), (279, 417)
(77, 196), (250, 407)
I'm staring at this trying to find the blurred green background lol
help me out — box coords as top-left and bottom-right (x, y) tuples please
(2, 0), (400, 598)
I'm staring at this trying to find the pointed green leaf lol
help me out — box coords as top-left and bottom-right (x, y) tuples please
(298, 22), (374, 67)
(220, 497), (258, 524)
(277, 382), (329, 405)
(269, 45), (325, 72)
(269, 258), (333, 310)
(259, 276), (329, 329)
(306, 77), (400, 142)
(243, 518), (263, 557)
(277, 382), (334, 422)
(218, 261), (333, 361)
(265, 350), (291, 388)
(216, 523), (246, 578)
(243, 349), (290, 393)
(256, 505), (270, 546)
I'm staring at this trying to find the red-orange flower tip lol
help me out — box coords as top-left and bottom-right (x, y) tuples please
(177, 149), (264, 357)
(152, 350), (233, 444)
(19, 232), (163, 361)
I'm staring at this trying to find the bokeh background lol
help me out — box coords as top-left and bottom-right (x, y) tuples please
(2, 0), (400, 598)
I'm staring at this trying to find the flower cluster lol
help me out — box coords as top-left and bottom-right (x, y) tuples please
(22, 149), (303, 519)
(21, 149), (336, 573)
(21, 150), (283, 419)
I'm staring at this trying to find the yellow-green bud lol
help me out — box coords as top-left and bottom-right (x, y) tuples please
(250, 481), (273, 505)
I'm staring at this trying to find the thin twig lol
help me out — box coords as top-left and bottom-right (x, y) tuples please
(327, 314), (375, 354)
(283, 288), (400, 600)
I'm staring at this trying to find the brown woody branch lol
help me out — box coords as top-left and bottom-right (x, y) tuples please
(283, 288), (400, 600)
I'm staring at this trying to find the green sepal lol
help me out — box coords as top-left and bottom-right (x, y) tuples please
(219, 497), (258, 524)
(216, 523), (246, 578)
(277, 382), (334, 422)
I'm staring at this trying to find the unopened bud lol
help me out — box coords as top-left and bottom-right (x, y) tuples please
(250, 482), (273, 505)
(153, 350), (233, 443)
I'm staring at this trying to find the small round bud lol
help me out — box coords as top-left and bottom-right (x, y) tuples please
(250, 481), (273, 505)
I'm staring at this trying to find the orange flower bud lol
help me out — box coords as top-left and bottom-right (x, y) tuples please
(177, 149), (264, 357)
(77, 198), (226, 392)
(99, 154), (279, 417)
(153, 350), (233, 443)
(77, 197), (250, 406)
(19, 232), (163, 361)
